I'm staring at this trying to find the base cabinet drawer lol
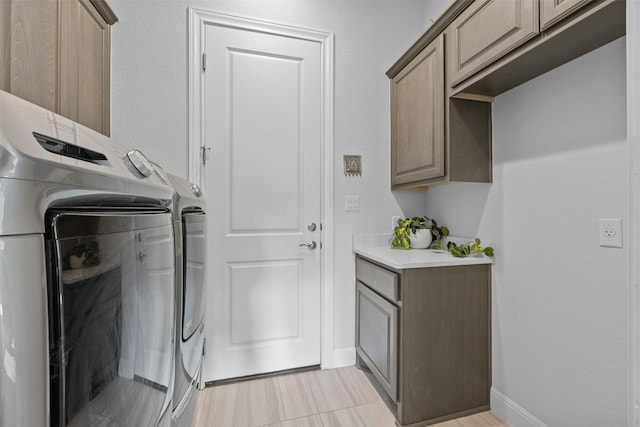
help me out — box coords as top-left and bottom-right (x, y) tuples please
(355, 257), (399, 301)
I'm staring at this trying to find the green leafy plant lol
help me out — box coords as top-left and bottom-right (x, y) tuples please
(391, 216), (449, 249)
(429, 218), (449, 250)
(447, 238), (494, 258)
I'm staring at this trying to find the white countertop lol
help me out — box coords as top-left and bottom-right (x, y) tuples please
(353, 234), (494, 270)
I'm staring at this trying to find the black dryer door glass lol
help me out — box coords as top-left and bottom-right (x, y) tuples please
(47, 211), (174, 427)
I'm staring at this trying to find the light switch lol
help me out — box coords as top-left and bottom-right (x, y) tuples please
(345, 195), (360, 212)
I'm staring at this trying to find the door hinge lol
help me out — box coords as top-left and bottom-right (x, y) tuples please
(202, 52), (207, 71)
(201, 146), (211, 166)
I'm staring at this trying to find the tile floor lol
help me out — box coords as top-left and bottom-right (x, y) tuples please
(193, 366), (509, 427)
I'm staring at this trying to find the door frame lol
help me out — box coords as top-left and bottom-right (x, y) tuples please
(187, 7), (336, 370)
(629, 2), (640, 425)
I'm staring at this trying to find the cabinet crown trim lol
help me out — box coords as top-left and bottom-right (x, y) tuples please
(386, 0), (473, 78)
(89, 0), (118, 25)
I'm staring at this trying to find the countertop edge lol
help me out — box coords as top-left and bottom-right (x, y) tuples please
(352, 234), (494, 269)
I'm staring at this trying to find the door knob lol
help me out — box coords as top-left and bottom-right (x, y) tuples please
(298, 241), (317, 250)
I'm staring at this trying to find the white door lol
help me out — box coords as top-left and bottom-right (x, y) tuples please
(202, 21), (322, 380)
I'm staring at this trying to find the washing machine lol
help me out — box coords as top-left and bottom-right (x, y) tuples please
(0, 89), (177, 427)
(167, 174), (206, 427)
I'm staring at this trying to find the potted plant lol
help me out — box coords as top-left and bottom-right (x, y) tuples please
(391, 216), (449, 249)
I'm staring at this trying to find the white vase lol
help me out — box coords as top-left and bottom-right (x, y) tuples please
(410, 228), (432, 249)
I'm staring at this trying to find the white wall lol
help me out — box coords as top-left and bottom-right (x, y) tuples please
(109, 0), (639, 422)
(425, 38), (628, 426)
(109, 0), (432, 365)
(422, 0), (453, 23)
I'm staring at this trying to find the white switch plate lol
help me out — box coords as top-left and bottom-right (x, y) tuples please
(345, 195), (360, 212)
(599, 218), (622, 248)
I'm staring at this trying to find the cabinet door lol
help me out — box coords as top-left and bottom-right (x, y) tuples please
(355, 282), (398, 401)
(0, 0), (10, 92)
(59, 0), (112, 135)
(4, 0), (59, 111)
(449, 0), (539, 86)
(1, 0), (114, 135)
(540, 0), (592, 30)
(391, 34), (444, 187)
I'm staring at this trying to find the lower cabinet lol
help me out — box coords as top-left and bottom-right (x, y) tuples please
(355, 256), (491, 426)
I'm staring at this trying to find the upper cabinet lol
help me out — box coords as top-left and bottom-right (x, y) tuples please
(0, 0), (117, 136)
(449, 0), (539, 86)
(59, 0), (115, 136)
(391, 35), (445, 187)
(450, 0), (624, 96)
(389, 3), (492, 190)
(387, 0), (624, 190)
(540, 0), (593, 30)
(390, 33), (492, 190)
(1, 0), (60, 113)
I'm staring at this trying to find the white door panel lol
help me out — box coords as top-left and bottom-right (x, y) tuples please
(228, 261), (301, 346)
(228, 50), (302, 233)
(204, 22), (322, 380)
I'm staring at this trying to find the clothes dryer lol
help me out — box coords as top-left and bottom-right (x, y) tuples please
(167, 174), (206, 427)
(0, 90), (176, 427)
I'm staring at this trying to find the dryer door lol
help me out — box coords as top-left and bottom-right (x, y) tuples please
(46, 211), (174, 427)
(182, 211), (206, 341)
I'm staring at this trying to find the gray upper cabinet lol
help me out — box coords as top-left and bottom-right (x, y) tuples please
(387, 0), (623, 190)
(391, 35), (445, 187)
(0, 0), (117, 136)
(389, 32), (492, 190)
(59, 0), (114, 136)
(540, 0), (593, 30)
(0, 1), (8, 94)
(449, 0), (623, 96)
(0, 0), (59, 112)
(449, 0), (539, 87)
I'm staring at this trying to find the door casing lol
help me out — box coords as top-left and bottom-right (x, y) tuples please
(187, 7), (335, 372)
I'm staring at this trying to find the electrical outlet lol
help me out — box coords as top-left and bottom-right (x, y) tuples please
(599, 218), (622, 248)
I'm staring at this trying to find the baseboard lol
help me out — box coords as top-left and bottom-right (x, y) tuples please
(331, 347), (356, 368)
(491, 387), (548, 427)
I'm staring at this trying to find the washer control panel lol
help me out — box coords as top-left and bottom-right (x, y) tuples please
(126, 149), (155, 177)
